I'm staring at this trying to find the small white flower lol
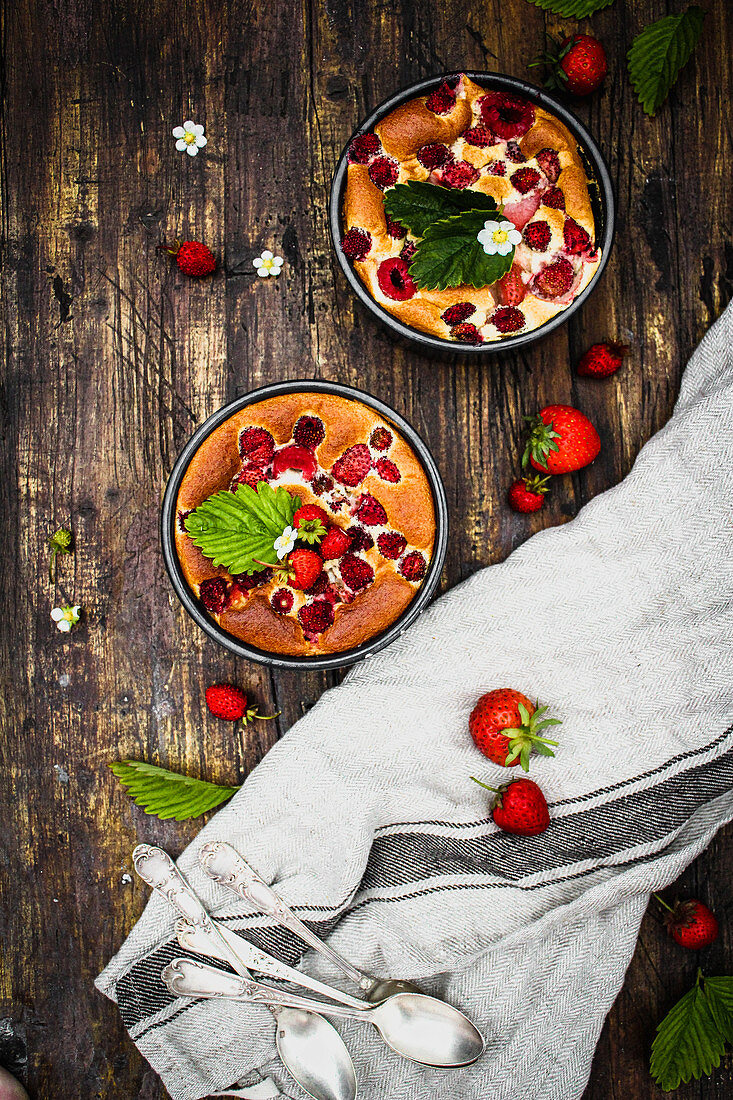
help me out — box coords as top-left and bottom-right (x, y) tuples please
(477, 219), (522, 257)
(273, 526), (296, 560)
(51, 604), (82, 632)
(172, 120), (208, 157)
(253, 249), (284, 278)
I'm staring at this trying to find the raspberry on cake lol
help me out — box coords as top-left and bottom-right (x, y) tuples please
(175, 391), (436, 657)
(340, 74), (601, 343)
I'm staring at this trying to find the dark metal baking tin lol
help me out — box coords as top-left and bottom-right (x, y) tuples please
(329, 71), (615, 356)
(161, 379), (449, 671)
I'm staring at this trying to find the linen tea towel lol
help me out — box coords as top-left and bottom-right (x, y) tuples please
(97, 301), (733, 1100)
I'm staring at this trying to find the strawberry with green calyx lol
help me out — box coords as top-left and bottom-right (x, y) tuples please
(205, 684), (279, 724)
(508, 475), (550, 514)
(158, 239), (217, 277)
(523, 405), (601, 474)
(293, 504), (328, 544)
(531, 35), (608, 97)
(471, 776), (550, 836)
(261, 547), (323, 591)
(654, 894), (719, 949)
(469, 688), (561, 770)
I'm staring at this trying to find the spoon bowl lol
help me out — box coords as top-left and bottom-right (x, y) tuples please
(275, 1008), (357, 1100)
(369, 993), (484, 1067)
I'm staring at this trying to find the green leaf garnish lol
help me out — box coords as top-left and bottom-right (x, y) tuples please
(383, 180), (497, 238)
(524, 0), (615, 16)
(651, 971), (733, 1091)
(184, 483), (300, 575)
(110, 760), (240, 821)
(48, 527), (73, 582)
(628, 6), (704, 116)
(409, 210), (514, 292)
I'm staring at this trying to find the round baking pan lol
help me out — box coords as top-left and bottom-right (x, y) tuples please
(161, 379), (449, 670)
(329, 71), (615, 356)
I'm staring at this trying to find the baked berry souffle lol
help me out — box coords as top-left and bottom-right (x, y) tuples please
(339, 74), (603, 345)
(173, 392), (437, 657)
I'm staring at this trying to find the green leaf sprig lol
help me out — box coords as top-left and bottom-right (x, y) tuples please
(48, 527), (73, 582)
(184, 482), (300, 575)
(110, 760), (240, 821)
(383, 180), (513, 292)
(651, 970), (733, 1091)
(524, 0), (614, 15)
(628, 6), (705, 116)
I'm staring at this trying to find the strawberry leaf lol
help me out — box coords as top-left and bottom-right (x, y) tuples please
(383, 180), (497, 238)
(184, 483), (300, 575)
(628, 7), (705, 116)
(650, 972), (731, 1091)
(409, 210), (514, 292)
(110, 760), (240, 821)
(524, 0), (615, 15)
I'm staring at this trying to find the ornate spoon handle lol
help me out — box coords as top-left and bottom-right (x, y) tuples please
(162, 957), (369, 1021)
(176, 919), (366, 1009)
(132, 844), (252, 979)
(199, 841), (373, 992)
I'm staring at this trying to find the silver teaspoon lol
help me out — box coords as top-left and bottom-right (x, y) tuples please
(198, 841), (420, 1002)
(164, 957), (485, 1068)
(132, 845), (357, 1100)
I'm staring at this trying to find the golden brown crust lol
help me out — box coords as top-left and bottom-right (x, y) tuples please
(342, 78), (601, 343)
(174, 392), (436, 657)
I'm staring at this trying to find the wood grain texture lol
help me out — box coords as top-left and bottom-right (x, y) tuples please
(1, 0), (731, 1096)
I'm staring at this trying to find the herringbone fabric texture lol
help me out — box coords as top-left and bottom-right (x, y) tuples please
(98, 302), (733, 1100)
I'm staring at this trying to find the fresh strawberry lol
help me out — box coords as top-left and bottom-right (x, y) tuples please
(159, 239), (217, 277)
(205, 684), (277, 724)
(287, 548), (323, 591)
(523, 405), (601, 474)
(508, 475), (550, 513)
(469, 688), (560, 770)
(332, 443), (372, 487)
(319, 525), (352, 560)
(576, 342), (629, 378)
(293, 503), (328, 543)
(656, 896), (719, 949)
(271, 444), (317, 481)
(496, 265), (527, 306)
(536, 34), (608, 97)
(472, 776), (550, 836)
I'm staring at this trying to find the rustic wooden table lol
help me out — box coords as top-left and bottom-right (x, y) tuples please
(2, 0), (732, 1096)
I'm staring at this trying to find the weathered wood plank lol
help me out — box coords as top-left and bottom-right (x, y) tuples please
(1, 0), (731, 1096)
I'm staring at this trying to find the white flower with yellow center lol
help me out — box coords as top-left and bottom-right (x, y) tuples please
(253, 250), (284, 278)
(172, 121), (208, 157)
(273, 526), (296, 560)
(51, 604), (81, 633)
(477, 218), (522, 257)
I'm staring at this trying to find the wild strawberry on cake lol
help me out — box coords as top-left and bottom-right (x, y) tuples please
(175, 392), (436, 656)
(341, 75), (601, 343)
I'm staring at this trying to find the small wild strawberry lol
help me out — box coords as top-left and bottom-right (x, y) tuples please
(577, 342), (629, 379)
(205, 684), (278, 724)
(655, 894), (719, 950)
(508, 476), (549, 513)
(158, 239), (217, 277)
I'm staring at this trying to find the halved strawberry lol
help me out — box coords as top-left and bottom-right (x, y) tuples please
(496, 264), (527, 306)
